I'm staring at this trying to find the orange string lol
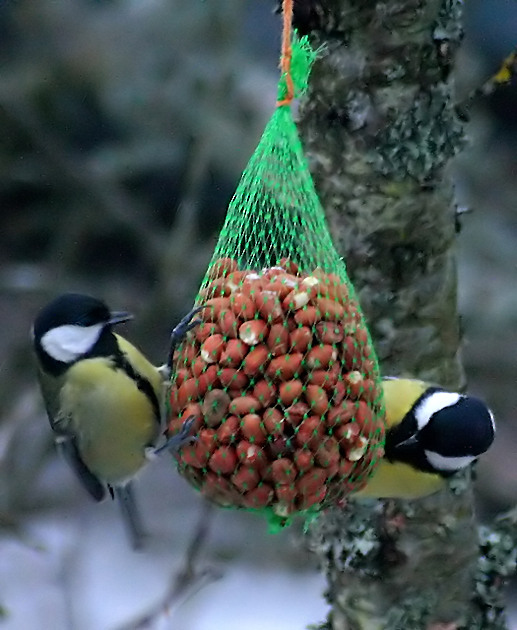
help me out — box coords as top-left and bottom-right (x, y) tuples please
(276, 0), (294, 107)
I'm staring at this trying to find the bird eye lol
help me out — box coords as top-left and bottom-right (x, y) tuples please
(76, 315), (93, 327)
(76, 306), (109, 327)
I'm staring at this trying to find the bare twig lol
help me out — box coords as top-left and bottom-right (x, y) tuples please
(116, 501), (221, 630)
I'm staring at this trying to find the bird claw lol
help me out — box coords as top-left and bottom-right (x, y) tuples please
(166, 305), (204, 369)
(157, 363), (172, 380)
(155, 415), (197, 455)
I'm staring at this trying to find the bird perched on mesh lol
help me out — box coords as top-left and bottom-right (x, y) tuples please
(355, 377), (495, 499)
(32, 293), (200, 548)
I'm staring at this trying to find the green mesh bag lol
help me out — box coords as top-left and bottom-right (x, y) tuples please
(167, 35), (386, 528)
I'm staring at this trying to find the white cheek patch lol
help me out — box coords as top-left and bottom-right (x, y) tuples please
(41, 323), (103, 363)
(414, 392), (463, 430)
(425, 450), (476, 472)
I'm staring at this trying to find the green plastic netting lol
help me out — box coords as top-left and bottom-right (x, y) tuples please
(167, 35), (386, 529)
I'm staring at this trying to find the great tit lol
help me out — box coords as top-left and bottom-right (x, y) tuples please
(355, 377), (495, 500)
(32, 293), (199, 548)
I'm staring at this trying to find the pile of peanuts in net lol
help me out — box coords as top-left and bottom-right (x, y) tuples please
(168, 257), (385, 517)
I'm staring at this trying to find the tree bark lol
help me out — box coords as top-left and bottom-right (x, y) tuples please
(292, 0), (488, 627)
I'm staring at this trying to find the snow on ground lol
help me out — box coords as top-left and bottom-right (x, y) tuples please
(0, 456), (329, 630)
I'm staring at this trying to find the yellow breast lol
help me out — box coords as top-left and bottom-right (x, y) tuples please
(60, 342), (162, 485)
(354, 460), (444, 499)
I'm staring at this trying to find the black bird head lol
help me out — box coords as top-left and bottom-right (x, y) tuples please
(391, 390), (495, 475)
(32, 293), (132, 374)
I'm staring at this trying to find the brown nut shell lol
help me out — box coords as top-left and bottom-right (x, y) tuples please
(293, 306), (320, 326)
(218, 309), (240, 338)
(209, 257), (239, 278)
(306, 345), (336, 369)
(180, 429), (216, 468)
(220, 339), (247, 368)
(285, 402), (310, 426)
(293, 449), (314, 472)
(279, 379), (303, 406)
(254, 290), (284, 323)
(230, 293), (255, 319)
(202, 389), (231, 427)
(266, 353), (303, 380)
(313, 297), (344, 321)
(236, 440), (267, 468)
(218, 368), (249, 390)
(201, 298), (231, 322)
(208, 446), (238, 475)
(262, 407), (284, 436)
(315, 321), (344, 344)
(242, 344), (270, 376)
(232, 466), (260, 492)
(176, 378), (201, 409)
(297, 467), (328, 496)
(229, 395), (262, 415)
(253, 380), (277, 407)
(239, 319), (268, 345)
(305, 385), (329, 416)
(271, 458), (297, 485)
(240, 413), (267, 445)
(295, 415), (324, 448)
(289, 326), (313, 352)
(242, 484), (274, 508)
(267, 323), (289, 356)
(216, 415), (239, 444)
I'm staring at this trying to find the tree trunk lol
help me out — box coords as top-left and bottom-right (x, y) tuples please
(293, 0), (485, 627)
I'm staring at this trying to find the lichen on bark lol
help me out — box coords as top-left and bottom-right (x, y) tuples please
(296, 0), (466, 387)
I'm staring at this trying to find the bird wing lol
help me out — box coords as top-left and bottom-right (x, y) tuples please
(56, 435), (106, 502)
(36, 367), (66, 433)
(114, 334), (164, 426)
(36, 366), (106, 501)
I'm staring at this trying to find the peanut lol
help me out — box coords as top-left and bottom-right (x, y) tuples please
(289, 326), (312, 352)
(279, 379), (303, 405)
(208, 446), (238, 475)
(202, 389), (231, 427)
(239, 319), (268, 345)
(253, 380), (277, 407)
(216, 415), (239, 444)
(242, 344), (270, 375)
(200, 334), (224, 364)
(267, 323), (289, 356)
(220, 338), (247, 367)
(232, 466), (260, 492)
(266, 352), (303, 380)
(240, 413), (267, 445)
(229, 395), (262, 415)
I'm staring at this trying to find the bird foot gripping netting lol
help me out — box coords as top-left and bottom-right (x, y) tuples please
(167, 2), (386, 529)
